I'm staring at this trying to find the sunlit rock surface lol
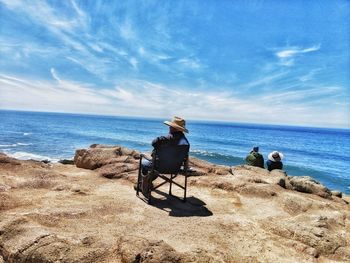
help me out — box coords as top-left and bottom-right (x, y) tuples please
(0, 145), (349, 262)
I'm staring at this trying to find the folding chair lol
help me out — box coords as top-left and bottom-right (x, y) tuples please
(136, 144), (189, 204)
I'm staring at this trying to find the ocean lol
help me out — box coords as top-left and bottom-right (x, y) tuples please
(0, 110), (349, 194)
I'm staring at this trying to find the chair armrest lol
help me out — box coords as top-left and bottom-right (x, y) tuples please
(140, 153), (152, 161)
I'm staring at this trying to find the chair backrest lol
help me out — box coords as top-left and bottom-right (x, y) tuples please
(154, 144), (189, 174)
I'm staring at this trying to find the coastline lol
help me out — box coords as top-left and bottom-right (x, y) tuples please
(1, 110), (349, 195)
(1, 144), (349, 262)
(3, 146), (349, 196)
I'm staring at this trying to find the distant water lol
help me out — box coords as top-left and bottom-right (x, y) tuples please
(0, 110), (349, 194)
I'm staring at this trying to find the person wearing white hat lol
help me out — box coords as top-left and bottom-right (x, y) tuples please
(140, 116), (190, 178)
(266, 151), (284, 171)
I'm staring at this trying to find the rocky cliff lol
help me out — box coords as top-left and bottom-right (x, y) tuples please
(0, 144), (349, 262)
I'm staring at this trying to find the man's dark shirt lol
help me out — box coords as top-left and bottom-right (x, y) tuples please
(152, 131), (189, 149)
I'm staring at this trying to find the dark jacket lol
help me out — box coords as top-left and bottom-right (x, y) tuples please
(245, 151), (264, 168)
(152, 131), (189, 149)
(266, 160), (283, 171)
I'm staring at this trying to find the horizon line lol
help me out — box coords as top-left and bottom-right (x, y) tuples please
(1, 108), (349, 131)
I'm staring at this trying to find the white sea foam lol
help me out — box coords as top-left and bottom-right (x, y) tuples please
(23, 132), (31, 136)
(16, 143), (31, 146)
(0, 143), (32, 147)
(191, 149), (217, 157)
(7, 151), (58, 162)
(0, 144), (17, 147)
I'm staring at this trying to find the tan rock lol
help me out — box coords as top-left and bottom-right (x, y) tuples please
(262, 214), (348, 259)
(286, 176), (332, 199)
(0, 153), (21, 165)
(1, 147), (349, 263)
(331, 190), (342, 198)
(74, 145), (139, 170)
(97, 162), (138, 179)
(115, 236), (182, 263)
(279, 193), (313, 215)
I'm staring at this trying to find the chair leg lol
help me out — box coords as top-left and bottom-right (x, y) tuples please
(183, 173), (187, 202)
(148, 192), (152, 204)
(169, 174), (173, 196)
(136, 157), (143, 196)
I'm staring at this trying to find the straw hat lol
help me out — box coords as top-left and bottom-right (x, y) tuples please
(164, 116), (188, 133)
(268, 151), (284, 162)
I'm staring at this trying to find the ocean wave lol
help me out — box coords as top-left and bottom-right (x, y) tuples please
(0, 143), (32, 147)
(0, 144), (17, 147)
(6, 151), (58, 162)
(190, 149), (243, 164)
(23, 132), (31, 136)
(191, 149), (221, 157)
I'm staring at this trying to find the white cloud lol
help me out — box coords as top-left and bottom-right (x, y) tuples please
(1, 0), (205, 84)
(50, 68), (61, 82)
(242, 71), (288, 89)
(0, 73), (349, 128)
(298, 68), (322, 82)
(177, 58), (201, 70)
(119, 20), (136, 40)
(275, 45), (321, 67)
(276, 45), (321, 58)
(129, 57), (138, 70)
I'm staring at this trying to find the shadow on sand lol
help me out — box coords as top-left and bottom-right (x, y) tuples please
(146, 190), (213, 217)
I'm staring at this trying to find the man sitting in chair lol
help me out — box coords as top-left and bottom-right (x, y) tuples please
(138, 116), (190, 193)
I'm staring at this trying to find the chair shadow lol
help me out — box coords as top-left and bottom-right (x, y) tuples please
(147, 190), (213, 217)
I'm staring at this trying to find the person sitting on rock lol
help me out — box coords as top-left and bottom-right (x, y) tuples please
(137, 116), (190, 191)
(266, 151), (284, 171)
(245, 146), (264, 168)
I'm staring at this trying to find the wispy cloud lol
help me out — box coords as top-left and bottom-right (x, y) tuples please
(177, 57), (201, 70)
(275, 45), (321, 67)
(129, 57), (138, 70)
(242, 71), (289, 89)
(119, 20), (137, 40)
(298, 68), (323, 82)
(1, 73), (349, 127)
(276, 45), (321, 58)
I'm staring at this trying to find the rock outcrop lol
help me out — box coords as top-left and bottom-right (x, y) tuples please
(286, 176), (332, 199)
(0, 145), (349, 262)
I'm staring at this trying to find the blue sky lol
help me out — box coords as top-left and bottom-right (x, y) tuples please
(0, 0), (349, 128)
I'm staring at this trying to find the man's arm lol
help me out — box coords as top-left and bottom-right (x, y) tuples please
(151, 135), (171, 148)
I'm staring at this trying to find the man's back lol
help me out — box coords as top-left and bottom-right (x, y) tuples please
(245, 151), (264, 168)
(152, 131), (189, 149)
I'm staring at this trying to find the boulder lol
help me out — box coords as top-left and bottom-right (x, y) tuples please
(0, 153), (21, 165)
(286, 176), (332, 199)
(74, 145), (139, 170)
(331, 190), (342, 198)
(97, 163), (138, 179)
(231, 165), (286, 188)
(232, 165), (270, 177)
(58, 159), (75, 165)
